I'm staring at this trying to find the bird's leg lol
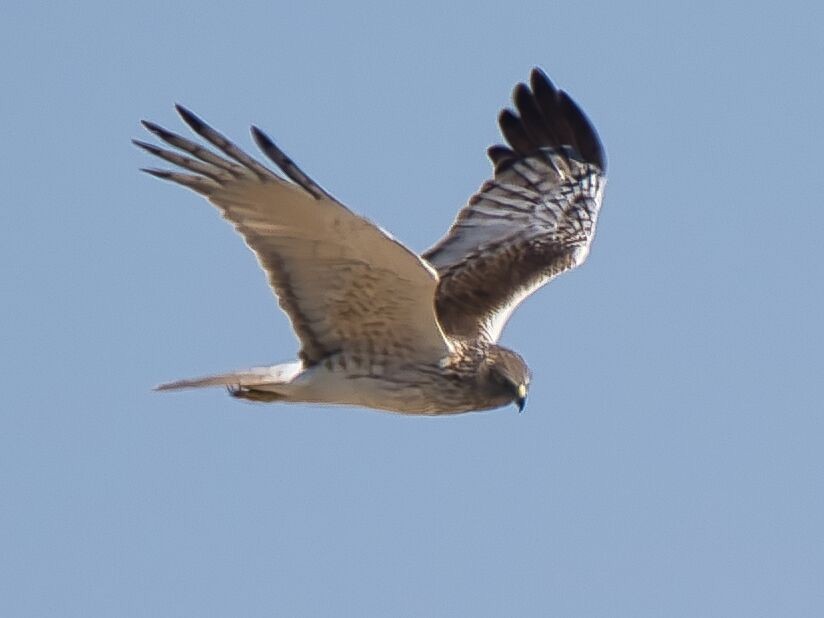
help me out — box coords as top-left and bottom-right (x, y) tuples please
(227, 386), (284, 403)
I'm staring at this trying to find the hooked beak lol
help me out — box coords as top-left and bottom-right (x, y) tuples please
(515, 383), (527, 413)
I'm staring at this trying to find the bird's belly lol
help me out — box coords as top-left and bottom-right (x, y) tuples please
(289, 361), (484, 415)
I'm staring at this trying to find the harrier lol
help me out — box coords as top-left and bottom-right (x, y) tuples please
(136, 68), (606, 415)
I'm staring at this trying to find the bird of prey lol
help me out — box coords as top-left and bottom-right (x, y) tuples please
(135, 68), (606, 415)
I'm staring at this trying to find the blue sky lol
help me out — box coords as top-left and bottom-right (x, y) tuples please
(2, 1), (823, 616)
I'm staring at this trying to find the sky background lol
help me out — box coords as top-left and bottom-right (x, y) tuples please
(2, 1), (823, 616)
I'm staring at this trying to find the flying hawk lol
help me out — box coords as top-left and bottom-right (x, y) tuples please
(136, 68), (606, 415)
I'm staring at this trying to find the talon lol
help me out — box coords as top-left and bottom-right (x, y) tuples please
(227, 386), (283, 403)
(227, 384), (243, 397)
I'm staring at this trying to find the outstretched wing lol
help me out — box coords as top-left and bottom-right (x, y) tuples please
(136, 106), (451, 365)
(423, 68), (607, 342)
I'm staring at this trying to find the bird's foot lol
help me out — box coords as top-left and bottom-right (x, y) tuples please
(227, 386), (283, 403)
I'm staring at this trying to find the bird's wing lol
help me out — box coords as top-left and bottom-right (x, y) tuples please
(423, 68), (607, 342)
(136, 106), (451, 365)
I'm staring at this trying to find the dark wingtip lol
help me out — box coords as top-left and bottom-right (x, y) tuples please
(512, 82), (532, 105)
(250, 125), (273, 148)
(498, 108), (534, 153)
(140, 120), (183, 147)
(132, 138), (158, 153)
(487, 144), (514, 166)
(511, 83), (537, 125)
(529, 67), (558, 96)
(494, 67), (606, 173)
(140, 167), (172, 179)
(141, 119), (165, 135)
(559, 90), (607, 172)
(175, 104), (206, 131)
(251, 124), (288, 167)
(488, 146), (520, 174)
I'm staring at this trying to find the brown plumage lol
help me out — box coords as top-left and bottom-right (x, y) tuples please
(424, 69), (606, 342)
(137, 68), (606, 415)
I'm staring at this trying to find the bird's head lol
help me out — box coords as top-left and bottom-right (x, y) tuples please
(486, 346), (531, 413)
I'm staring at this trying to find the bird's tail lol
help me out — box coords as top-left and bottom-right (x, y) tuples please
(154, 361), (302, 392)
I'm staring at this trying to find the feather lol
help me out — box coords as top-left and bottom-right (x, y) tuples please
(424, 68), (607, 341)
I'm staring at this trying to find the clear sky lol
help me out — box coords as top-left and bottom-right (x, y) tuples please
(2, 1), (822, 616)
